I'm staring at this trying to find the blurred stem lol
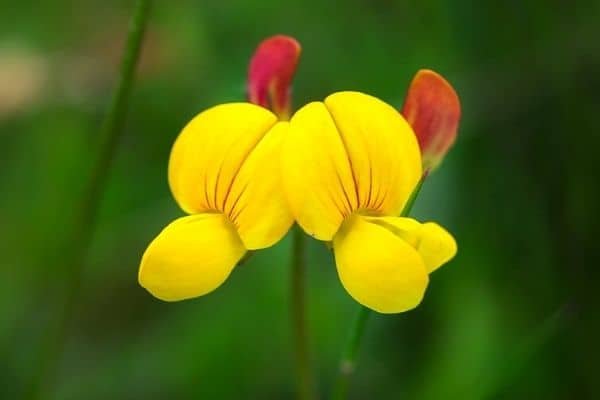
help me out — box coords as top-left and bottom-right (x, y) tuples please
(330, 170), (429, 400)
(292, 226), (315, 400)
(330, 306), (370, 400)
(26, 1), (152, 399)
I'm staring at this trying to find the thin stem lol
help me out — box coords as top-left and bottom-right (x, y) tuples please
(331, 306), (370, 400)
(26, 1), (152, 399)
(292, 226), (315, 400)
(330, 170), (429, 400)
(400, 168), (429, 216)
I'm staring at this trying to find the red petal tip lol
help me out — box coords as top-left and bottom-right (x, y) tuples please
(247, 35), (301, 120)
(402, 69), (461, 170)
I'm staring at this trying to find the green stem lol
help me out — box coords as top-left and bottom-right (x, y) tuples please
(330, 306), (370, 400)
(292, 226), (315, 400)
(400, 169), (429, 216)
(26, 1), (152, 399)
(330, 170), (430, 400)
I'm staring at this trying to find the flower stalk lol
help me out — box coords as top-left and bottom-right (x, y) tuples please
(292, 226), (315, 400)
(27, 1), (151, 398)
(330, 171), (429, 400)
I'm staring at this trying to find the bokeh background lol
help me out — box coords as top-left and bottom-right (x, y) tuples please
(1, 0), (599, 399)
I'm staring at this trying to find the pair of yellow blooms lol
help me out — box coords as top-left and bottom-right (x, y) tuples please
(138, 90), (456, 314)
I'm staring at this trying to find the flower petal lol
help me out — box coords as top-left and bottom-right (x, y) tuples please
(139, 213), (246, 301)
(282, 101), (358, 240)
(225, 122), (294, 249)
(168, 103), (277, 214)
(365, 216), (457, 273)
(324, 91), (422, 216)
(401, 69), (461, 170)
(333, 215), (429, 313)
(247, 35), (301, 120)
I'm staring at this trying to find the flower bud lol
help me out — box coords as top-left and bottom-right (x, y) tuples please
(401, 69), (461, 171)
(247, 35), (301, 120)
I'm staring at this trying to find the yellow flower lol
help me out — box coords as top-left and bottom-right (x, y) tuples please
(282, 91), (457, 313)
(139, 103), (293, 301)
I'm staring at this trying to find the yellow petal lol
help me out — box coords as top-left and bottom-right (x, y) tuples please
(333, 215), (429, 313)
(282, 101), (358, 240)
(225, 122), (294, 249)
(365, 216), (457, 273)
(139, 213), (246, 301)
(324, 91), (422, 215)
(168, 103), (277, 214)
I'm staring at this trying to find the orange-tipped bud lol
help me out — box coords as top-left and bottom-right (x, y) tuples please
(247, 35), (301, 120)
(401, 69), (461, 171)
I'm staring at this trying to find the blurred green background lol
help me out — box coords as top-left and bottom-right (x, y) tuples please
(1, 0), (599, 399)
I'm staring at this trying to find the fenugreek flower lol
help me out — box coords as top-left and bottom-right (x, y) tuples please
(282, 91), (457, 313)
(139, 104), (293, 301)
(401, 69), (461, 171)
